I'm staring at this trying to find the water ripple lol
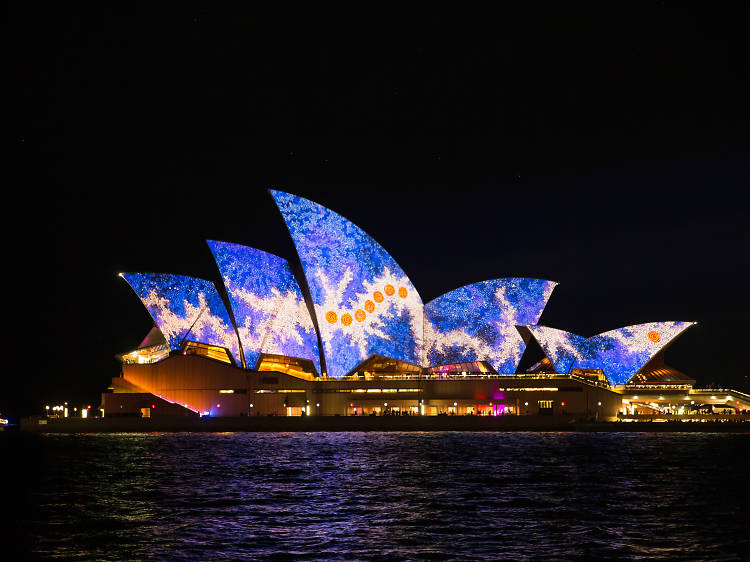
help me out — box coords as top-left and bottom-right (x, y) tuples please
(2, 431), (748, 560)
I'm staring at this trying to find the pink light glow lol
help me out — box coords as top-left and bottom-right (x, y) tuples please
(151, 394), (200, 414)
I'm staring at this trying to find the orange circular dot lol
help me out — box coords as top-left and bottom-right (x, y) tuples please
(384, 284), (395, 296)
(364, 300), (375, 313)
(373, 291), (384, 303)
(647, 331), (661, 343)
(325, 311), (337, 324)
(355, 309), (366, 322)
(398, 286), (408, 298)
(341, 313), (353, 326)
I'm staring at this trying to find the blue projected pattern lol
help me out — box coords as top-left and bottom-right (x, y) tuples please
(524, 326), (589, 375)
(121, 273), (241, 364)
(271, 190), (424, 378)
(526, 322), (696, 384)
(207, 241), (321, 373)
(425, 278), (557, 373)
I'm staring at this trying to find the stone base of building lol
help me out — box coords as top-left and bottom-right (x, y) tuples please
(20, 415), (750, 433)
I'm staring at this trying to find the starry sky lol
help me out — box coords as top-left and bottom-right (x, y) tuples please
(8, 5), (749, 420)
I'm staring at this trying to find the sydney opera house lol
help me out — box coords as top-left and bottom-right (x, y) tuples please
(103, 190), (749, 420)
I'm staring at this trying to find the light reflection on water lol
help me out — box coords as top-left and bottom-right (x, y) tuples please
(4, 432), (749, 560)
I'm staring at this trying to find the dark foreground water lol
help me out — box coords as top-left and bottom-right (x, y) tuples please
(2, 432), (749, 560)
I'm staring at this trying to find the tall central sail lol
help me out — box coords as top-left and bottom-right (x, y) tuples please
(271, 190), (424, 378)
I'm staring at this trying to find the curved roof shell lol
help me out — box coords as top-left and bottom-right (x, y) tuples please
(526, 321), (696, 384)
(424, 278), (557, 373)
(271, 190), (424, 378)
(524, 326), (589, 375)
(207, 240), (321, 373)
(121, 272), (241, 365)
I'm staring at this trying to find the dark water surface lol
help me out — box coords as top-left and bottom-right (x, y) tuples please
(2, 432), (749, 560)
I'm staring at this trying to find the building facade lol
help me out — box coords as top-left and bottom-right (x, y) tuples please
(105, 191), (747, 420)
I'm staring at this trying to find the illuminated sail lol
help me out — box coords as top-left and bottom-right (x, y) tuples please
(524, 325), (589, 375)
(526, 321), (696, 384)
(425, 278), (557, 373)
(207, 240), (321, 372)
(121, 272), (241, 364)
(271, 190), (423, 378)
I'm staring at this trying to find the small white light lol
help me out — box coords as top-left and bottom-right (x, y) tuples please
(524, 402), (529, 406)
(249, 403), (254, 408)
(384, 403), (388, 407)
(597, 402), (602, 406)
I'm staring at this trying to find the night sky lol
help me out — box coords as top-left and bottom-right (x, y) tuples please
(9, 5), (749, 420)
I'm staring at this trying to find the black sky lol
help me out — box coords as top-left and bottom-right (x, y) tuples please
(9, 5), (749, 420)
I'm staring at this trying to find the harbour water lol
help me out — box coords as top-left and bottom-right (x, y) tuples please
(3, 432), (749, 560)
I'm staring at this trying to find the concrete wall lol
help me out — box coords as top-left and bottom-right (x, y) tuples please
(121, 355), (250, 416)
(102, 393), (199, 417)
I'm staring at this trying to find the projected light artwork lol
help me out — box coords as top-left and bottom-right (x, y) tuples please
(524, 326), (590, 375)
(121, 273), (241, 364)
(271, 190), (424, 378)
(207, 241), (321, 373)
(526, 321), (696, 384)
(424, 278), (557, 373)
(119, 191), (696, 384)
